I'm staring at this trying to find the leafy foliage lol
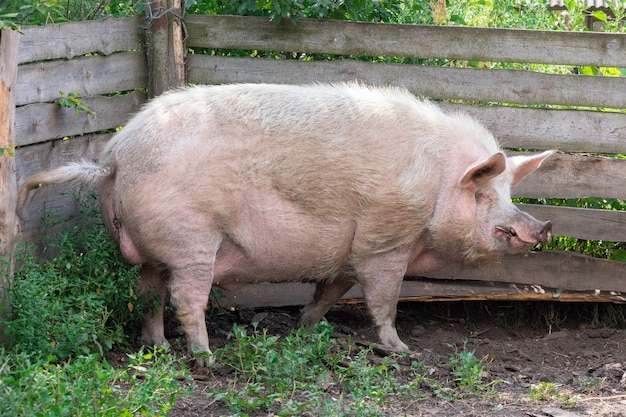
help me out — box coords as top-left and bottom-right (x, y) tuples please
(55, 91), (95, 115)
(0, 193), (188, 414)
(447, 339), (495, 394)
(0, 347), (189, 416)
(206, 322), (497, 416)
(0, 0), (143, 25)
(0, 193), (143, 360)
(187, 0), (410, 24)
(0, 144), (15, 157)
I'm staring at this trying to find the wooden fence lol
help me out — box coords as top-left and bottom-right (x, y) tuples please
(2, 12), (626, 307)
(2, 16), (147, 248)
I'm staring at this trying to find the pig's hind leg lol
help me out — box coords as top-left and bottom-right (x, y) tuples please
(168, 261), (216, 367)
(297, 277), (355, 328)
(139, 265), (169, 347)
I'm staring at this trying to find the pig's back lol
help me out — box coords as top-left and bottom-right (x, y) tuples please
(107, 84), (452, 209)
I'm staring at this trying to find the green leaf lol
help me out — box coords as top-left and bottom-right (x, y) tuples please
(591, 10), (608, 22)
(610, 248), (626, 262)
(580, 66), (598, 75)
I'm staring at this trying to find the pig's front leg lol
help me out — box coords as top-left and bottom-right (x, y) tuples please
(139, 264), (169, 347)
(169, 263), (215, 367)
(297, 277), (355, 327)
(355, 253), (409, 351)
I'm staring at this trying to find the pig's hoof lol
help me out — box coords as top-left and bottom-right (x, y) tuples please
(192, 348), (215, 368)
(388, 340), (409, 351)
(379, 327), (409, 352)
(140, 337), (170, 349)
(194, 355), (215, 368)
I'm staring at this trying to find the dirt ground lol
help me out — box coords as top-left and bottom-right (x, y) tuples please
(159, 301), (626, 417)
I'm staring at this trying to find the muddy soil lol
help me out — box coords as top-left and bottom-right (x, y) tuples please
(153, 301), (626, 417)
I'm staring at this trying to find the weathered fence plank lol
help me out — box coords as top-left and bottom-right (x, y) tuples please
(14, 91), (147, 146)
(145, 0), (186, 97)
(188, 55), (626, 108)
(216, 279), (626, 309)
(16, 52), (146, 106)
(15, 133), (112, 243)
(518, 204), (626, 242)
(186, 14), (626, 67)
(18, 16), (144, 64)
(512, 153), (626, 200)
(0, 28), (19, 287)
(441, 104), (626, 154)
(427, 251), (626, 292)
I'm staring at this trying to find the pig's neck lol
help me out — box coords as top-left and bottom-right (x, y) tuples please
(405, 243), (449, 275)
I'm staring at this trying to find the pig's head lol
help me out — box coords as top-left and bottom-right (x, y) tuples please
(429, 150), (553, 266)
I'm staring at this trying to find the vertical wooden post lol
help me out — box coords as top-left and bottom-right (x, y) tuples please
(0, 28), (19, 309)
(145, 0), (186, 98)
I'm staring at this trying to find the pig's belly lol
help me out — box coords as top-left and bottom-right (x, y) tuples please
(212, 217), (357, 290)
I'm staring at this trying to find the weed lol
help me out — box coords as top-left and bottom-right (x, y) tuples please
(206, 322), (503, 416)
(55, 91), (95, 115)
(208, 322), (337, 415)
(0, 347), (189, 416)
(529, 381), (568, 402)
(207, 322), (427, 416)
(447, 339), (497, 396)
(0, 193), (143, 360)
(574, 376), (606, 393)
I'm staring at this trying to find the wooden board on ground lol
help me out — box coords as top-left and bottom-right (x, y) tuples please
(215, 278), (626, 310)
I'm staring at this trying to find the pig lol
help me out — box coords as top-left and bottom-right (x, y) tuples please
(17, 83), (552, 366)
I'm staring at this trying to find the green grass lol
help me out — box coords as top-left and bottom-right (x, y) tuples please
(529, 381), (568, 402)
(205, 323), (498, 416)
(1, 194), (143, 361)
(0, 347), (190, 416)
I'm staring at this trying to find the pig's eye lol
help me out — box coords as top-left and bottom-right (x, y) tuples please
(475, 191), (496, 203)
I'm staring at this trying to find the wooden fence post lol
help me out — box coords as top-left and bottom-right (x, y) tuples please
(145, 0), (186, 98)
(0, 28), (19, 309)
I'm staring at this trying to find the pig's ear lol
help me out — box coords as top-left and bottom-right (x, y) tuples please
(460, 152), (506, 190)
(508, 150), (555, 185)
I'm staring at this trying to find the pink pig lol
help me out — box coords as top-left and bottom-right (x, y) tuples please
(18, 83), (552, 366)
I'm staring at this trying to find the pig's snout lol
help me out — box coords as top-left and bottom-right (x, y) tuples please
(535, 220), (552, 243)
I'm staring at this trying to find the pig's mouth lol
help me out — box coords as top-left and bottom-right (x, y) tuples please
(495, 220), (552, 246)
(495, 225), (532, 245)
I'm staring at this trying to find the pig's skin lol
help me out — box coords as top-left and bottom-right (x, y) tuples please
(17, 83), (552, 366)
